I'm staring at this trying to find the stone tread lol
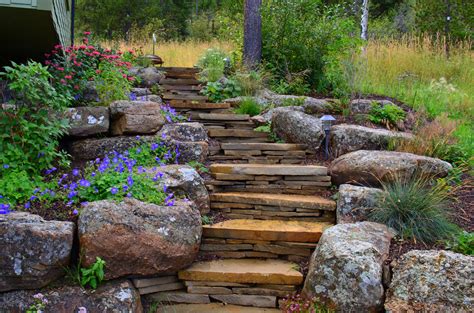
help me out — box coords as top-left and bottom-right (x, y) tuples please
(169, 102), (231, 109)
(208, 129), (269, 138)
(197, 113), (251, 121)
(210, 163), (327, 176)
(203, 219), (332, 243)
(157, 304), (280, 313)
(221, 143), (308, 151)
(178, 259), (303, 285)
(210, 192), (336, 211)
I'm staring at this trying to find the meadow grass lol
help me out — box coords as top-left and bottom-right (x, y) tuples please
(103, 39), (234, 67)
(353, 34), (473, 158)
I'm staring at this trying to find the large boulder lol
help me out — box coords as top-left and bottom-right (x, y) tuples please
(255, 106), (304, 124)
(349, 99), (396, 114)
(330, 150), (452, 186)
(303, 98), (341, 115)
(65, 106), (110, 137)
(385, 250), (473, 312)
(131, 66), (166, 88)
(0, 212), (74, 292)
(69, 136), (148, 160)
(158, 123), (209, 163)
(0, 280), (142, 312)
(153, 165), (210, 213)
(110, 100), (165, 135)
(78, 198), (202, 279)
(272, 110), (325, 151)
(337, 184), (384, 224)
(330, 124), (413, 157)
(303, 222), (393, 312)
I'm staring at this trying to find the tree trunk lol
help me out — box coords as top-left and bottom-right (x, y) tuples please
(243, 0), (262, 69)
(360, 0), (369, 41)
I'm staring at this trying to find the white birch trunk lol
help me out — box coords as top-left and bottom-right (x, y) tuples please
(360, 0), (369, 41)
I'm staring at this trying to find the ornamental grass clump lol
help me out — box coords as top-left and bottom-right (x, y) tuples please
(234, 97), (262, 116)
(368, 173), (458, 244)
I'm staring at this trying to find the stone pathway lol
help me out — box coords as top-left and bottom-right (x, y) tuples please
(141, 68), (336, 310)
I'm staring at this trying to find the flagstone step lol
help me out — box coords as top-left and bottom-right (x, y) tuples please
(162, 84), (202, 91)
(160, 78), (201, 85)
(168, 102), (231, 110)
(197, 113), (251, 121)
(210, 192), (335, 211)
(203, 219), (332, 243)
(178, 259), (303, 285)
(163, 93), (209, 101)
(221, 143), (307, 151)
(210, 163), (327, 176)
(208, 129), (269, 138)
(157, 304), (281, 313)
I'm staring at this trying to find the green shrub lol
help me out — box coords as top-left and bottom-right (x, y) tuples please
(233, 69), (268, 96)
(446, 231), (474, 255)
(234, 98), (261, 116)
(80, 257), (106, 289)
(197, 48), (228, 82)
(95, 61), (133, 105)
(368, 103), (406, 128)
(271, 75), (311, 96)
(254, 122), (283, 143)
(0, 61), (71, 176)
(201, 79), (241, 103)
(368, 174), (458, 244)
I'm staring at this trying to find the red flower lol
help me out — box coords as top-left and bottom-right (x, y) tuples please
(65, 75), (72, 80)
(84, 31), (91, 36)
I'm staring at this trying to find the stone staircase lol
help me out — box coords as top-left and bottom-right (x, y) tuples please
(145, 68), (336, 311)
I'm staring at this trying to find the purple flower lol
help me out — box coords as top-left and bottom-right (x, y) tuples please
(72, 209), (79, 215)
(91, 172), (96, 177)
(24, 202), (31, 209)
(29, 195), (37, 201)
(110, 187), (119, 195)
(165, 115), (172, 123)
(0, 203), (10, 214)
(129, 92), (137, 101)
(122, 184), (129, 191)
(81, 202), (89, 207)
(69, 182), (78, 190)
(72, 168), (80, 176)
(151, 143), (159, 151)
(79, 179), (91, 187)
(135, 135), (140, 140)
(37, 152), (45, 158)
(161, 132), (167, 140)
(3, 164), (9, 169)
(126, 192), (132, 198)
(68, 191), (78, 199)
(136, 148), (141, 154)
(163, 185), (168, 193)
(127, 176), (134, 187)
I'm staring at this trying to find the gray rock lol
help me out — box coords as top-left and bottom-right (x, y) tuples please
(0, 280), (143, 313)
(303, 98), (342, 115)
(330, 124), (414, 157)
(78, 198), (202, 279)
(131, 87), (151, 97)
(65, 106), (110, 137)
(257, 106), (304, 124)
(350, 99), (396, 114)
(158, 123), (209, 142)
(133, 67), (165, 88)
(0, 212), (74, 292)
(146, 94), (163, 104)
(110, 100), (165, 135)
(152, 165), (209, 213)
(337, 184), (385, 224)
(303, 222), (393, 312)
(330, 150), (452, 186)
(82, 81), (99, 102)
(69, 136), (148, 160)
(224, 96), (269, 107)
(385, 250), (473, 313)
(165, 139), (209, 164)
(267, 94), (306, 106)
(272, 110), (325, 151)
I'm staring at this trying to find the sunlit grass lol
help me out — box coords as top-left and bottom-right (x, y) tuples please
(102, 39), (234, 67)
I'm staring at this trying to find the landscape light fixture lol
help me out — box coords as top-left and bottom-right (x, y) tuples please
(320, 115), (336, 160)
(223, 57), (231, 75)
(152, 33), (157, 55)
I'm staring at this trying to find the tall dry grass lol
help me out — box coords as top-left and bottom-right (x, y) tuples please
(102, 40), (234, 67)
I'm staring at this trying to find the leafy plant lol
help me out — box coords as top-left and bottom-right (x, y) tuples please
(161, 104), (188, 123)
(80, 257), (106, 289)
(234, 97), (261, 116)
(201, 79), (241, 103)
(368, 103), (406, 128)
(445, 231), (474, 256)
(94, 61), (133, 105)
(201, 215), (213, 225)
(368, 173), (458, 244)
(272, 74), (311, 96)
(0, 61), (71, 176)
(187, 161), (209, 174)
(254, 122), (283, 143)
(197, 48), (229, 82)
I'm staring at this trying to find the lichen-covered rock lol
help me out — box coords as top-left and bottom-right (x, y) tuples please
(303, 98), (341, 115)
(330, 124), (413, 157)
(224, 96), (269, 107)
(255, 106), (304, 124)
(0, 212), (74, 292)
(158, 123), (208, 142)
(65, 106), (110, 137)
(337, 184), (384, 224)
(130, 87), (151, 97)
(0, 280), (142, 313)
(330, 150), (452, 186)
(166, 139), (209, 163)
(110, 100), (165, 135)
(78, 198), (202, 279)
(132, 66), (165, 87)
(69, 136), (149, 160)
(152, 165), (209, 213)
(385, 250), (473, 313)
(349, 99), (396, 114)
(272, 110), (325, 151)
(303, 222), (393, 312)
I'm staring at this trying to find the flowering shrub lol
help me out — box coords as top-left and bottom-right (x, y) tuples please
(45, 32), (135, 105)
(160, 104), (188, 123)
(26, 293), (48, 313)
(0, 138), (180, 216)
(280, 294), (333, 313)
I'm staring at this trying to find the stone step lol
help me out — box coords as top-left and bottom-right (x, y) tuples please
(221, 143), (307, 151)
(169, 102), (231, 109)
(210, 164), (327, 176)
(162, 84), (202, 91)
(163, 93), (209, 101)
(178, 259), (303, 285)
(160, 78), (201, 85)
(203, 219), (332, 243)
(161, 66), (200, 73)
(197, 113), (251, 121)
(157, 304), (281, 313)
(210, 192), (335, 211)
(208, 129), (269, 138)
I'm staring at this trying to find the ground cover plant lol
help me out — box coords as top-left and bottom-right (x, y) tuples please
(234, 97), (261, 116)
